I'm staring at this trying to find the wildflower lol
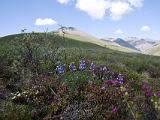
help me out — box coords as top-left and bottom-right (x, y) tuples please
(120, 86), (126, 92)
(92, 72), (96, 79)
(79, 59), (86, 70)
(56, 64), (66, 74)
(101, 86), (106, 90)
(35, 90), (39, 95)
(111, 80), (119, 85)
(142, 82), (150, 91)
(117, 74), (125, 84)
(106, 80), (119, 86)
(90, 62), (95, 71)
(145, 90), (153, 97)
(12, 96), (16, 100)
(156, 91), (160, 97)
(141, 82), (153, 97)
(102, 66), (110, 73)
(17, 93), (21, 97)
(91, 67), (99, 79)
(90, 63), (97, 78)
(111, 106), (118, 113)
(125, 91), (129, 96)
(69, 62), (76, 72)
(154, 102), (158, 109)
(99, 66), (103, 73)
(103, 66), (107, 71)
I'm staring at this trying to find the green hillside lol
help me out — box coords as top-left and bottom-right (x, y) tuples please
(56, 28), (137, 53)
(0, 33), (160, 120)
(0, 32), (159, 71)
(0, 32), (160, 78)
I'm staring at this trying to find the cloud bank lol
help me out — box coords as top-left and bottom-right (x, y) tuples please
(57, 0), (144, 20)
(57, 0), (70, 4)
(141, 25), (151, 32)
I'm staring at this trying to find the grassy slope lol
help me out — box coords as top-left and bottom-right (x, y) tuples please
(147, 44), (160, 56)
(0, 33), (160, 78)
(63, 33), (137, 53)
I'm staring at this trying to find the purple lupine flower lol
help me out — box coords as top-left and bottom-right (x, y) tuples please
(91, 69), (97, 79)
(111, 106), (118, 113)
(99, 66), (103, 73)
(102, 66), (110, 73)
(62, 64), (66, 71)
(69, 62), (76, 72)
(117, 74), (125, 84)
(90, 62), (95, 71)
(56, 64), (66, 74)
(103, 66), (107, 71)
(156, 91), (160, 97)
(90, 63), (96, 79)
(79, 59), (86, 70)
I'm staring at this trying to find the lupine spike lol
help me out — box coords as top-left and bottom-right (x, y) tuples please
(90, 62), (95, 71)
(79, 59), (86, 70)
(69, 62), (77, 72)
(117, 74), (125, 84)
(56, 64), (66, 74)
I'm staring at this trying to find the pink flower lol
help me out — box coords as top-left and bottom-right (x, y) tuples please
(142, 82), (150, 91)
(145, 90), (153, 97)
(111, 106), (118, 113)
(141, 82), (153, 97)
(107, 80), (119, 86)
(111, 80), (119, 85)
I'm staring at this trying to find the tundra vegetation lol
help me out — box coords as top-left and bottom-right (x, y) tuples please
(0, 32), (160, 120)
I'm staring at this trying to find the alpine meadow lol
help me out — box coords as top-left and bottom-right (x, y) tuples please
(0, 0), (160, 120)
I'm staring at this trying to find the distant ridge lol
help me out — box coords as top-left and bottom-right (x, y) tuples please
(114, 38), (139, 51)
(126, 37), (156, 52)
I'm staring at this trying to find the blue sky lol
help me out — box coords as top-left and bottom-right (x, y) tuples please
(0, 0), (160, 40)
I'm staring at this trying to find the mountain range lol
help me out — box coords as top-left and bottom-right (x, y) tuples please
(105, 37), (160, 56)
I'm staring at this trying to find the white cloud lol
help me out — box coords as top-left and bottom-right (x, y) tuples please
(115, 29), (124, 34)
(127, 0), (144, 7)
(110, 1), (132, 20)
(35, 18), (57, 26)
(141, 25), (151, 32)
(76, 0), (110, 20)
(57, 0), (70, 4)
(57, 0), (144, 20)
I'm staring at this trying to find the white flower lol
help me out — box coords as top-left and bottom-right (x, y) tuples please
(17, 93), (21, 97)
(12, 96), (16, 100)
(35, 90), (39, 95)
(101, 86), (106, 90)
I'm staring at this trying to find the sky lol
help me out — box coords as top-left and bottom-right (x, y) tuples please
(0, 0), (160, 40)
